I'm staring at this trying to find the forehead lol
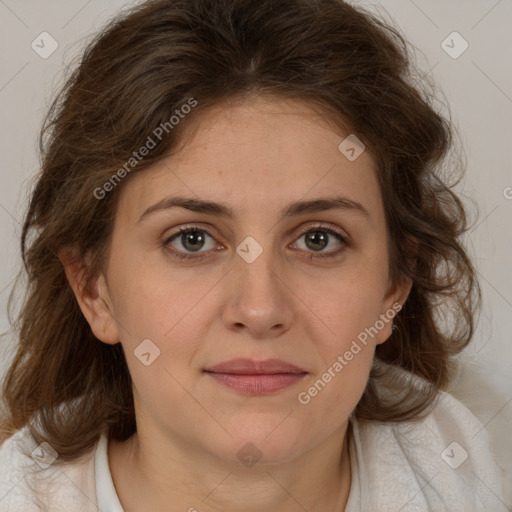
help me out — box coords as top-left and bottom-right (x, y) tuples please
(175, 95), (362, 162)
(117, 95), (382, 224)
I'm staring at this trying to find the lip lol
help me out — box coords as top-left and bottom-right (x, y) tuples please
(205, 358), (305, 374)
(204, 358), (307, 394)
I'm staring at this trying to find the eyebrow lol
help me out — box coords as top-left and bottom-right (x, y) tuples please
(138, 195), (371, 223)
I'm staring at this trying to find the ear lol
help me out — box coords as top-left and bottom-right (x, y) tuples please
(374, 274), (413, 345)
(375, 236), (417, 345)
(59, 247), (120, 345)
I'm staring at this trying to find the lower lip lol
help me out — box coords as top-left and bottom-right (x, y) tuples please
(205, 372), (306, 394)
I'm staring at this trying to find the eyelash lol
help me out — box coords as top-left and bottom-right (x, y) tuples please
(163, 224), (349, 261)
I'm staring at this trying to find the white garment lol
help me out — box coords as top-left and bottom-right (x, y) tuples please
(0, 390), (508, 511)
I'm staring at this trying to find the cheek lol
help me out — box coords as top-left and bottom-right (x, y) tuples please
(108, 253), (220, 343)
(298, 260), (390, 350)
(295, 289), (377, 420)
(108, 262), (227, 414)
(291, 261), (388, 414)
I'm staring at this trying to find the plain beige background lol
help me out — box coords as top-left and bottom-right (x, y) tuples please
(0, 0), (511, 503)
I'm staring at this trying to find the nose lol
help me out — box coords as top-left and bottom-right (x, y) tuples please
(220, 246), (295, 339)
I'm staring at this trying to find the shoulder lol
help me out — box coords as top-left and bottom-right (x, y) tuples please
(0, 427), (99, 512)
(350, 385), (508, 511)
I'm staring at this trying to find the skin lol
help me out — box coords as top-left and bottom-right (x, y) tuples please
(63, 95), (412, 511)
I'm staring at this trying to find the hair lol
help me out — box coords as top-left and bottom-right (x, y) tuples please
(0, 0), (480, 461)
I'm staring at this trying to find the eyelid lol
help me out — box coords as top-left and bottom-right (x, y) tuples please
(164, 223), (222, 243)
(163, 221), (350, 260)
(294, 222), (350, 243)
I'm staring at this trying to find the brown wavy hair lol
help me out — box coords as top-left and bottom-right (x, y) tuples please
(0, 0), (480, 461)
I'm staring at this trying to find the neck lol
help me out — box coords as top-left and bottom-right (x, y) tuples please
(109, 422), (352, 512)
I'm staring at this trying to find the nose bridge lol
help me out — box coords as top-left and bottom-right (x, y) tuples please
(234, 234), (280, 301)
(221, 234), (294, 336)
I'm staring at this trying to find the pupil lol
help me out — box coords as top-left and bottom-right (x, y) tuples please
(306, 231), (328, 251)
(183, 231), (204, 251)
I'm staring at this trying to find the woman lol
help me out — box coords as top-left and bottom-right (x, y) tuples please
(0, 0), (507, 510)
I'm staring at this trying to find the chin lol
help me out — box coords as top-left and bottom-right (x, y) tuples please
(221, 424), (307, 466)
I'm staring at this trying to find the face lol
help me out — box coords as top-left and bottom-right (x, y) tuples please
(72, 95), (410, 465)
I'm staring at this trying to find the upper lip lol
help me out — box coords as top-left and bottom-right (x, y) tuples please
(204, 358), (306, 375)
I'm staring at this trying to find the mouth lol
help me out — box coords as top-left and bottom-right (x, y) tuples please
(203, 358), (308, 395)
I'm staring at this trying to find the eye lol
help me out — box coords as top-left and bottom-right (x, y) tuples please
(164, 227), (219, 258)
(163, 223), (349, 261)
(292, 225), (348, 258)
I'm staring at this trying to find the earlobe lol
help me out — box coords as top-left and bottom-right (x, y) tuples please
(390, 275), (413, 311)
(59, 247), (120, 345)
